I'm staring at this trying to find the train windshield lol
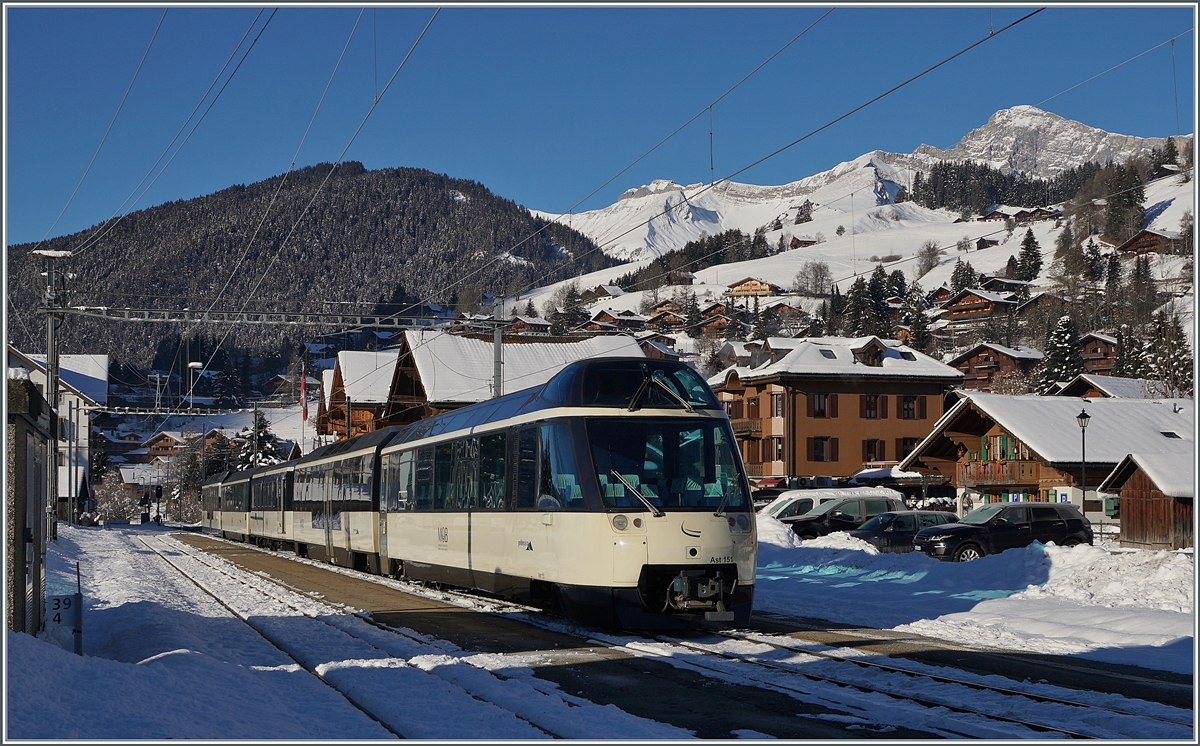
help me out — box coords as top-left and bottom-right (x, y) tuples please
(579, 360), (720, 410)
(588, 418), (748, 511)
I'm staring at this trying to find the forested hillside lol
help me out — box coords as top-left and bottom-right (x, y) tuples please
(7, 162), (615, 366)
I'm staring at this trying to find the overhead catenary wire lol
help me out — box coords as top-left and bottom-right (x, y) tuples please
(1034, 28), (1194, 109)
(69, 9), (273, 260)
(31, 9), (167, 252)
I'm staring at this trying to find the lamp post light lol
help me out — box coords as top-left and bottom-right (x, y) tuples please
(188, 361), (204, 413)
(1076, 408), (1090, 509)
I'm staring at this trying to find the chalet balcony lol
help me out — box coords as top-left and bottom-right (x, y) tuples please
(957, 459), (1040, 487)
(730, 418), (762, 436)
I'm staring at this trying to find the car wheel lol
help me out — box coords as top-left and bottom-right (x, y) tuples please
(953, 544), (984, 562)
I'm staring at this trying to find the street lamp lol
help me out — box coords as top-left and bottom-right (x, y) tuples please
(188, 361), (204, 413)
(1076, 408), (1090, 509)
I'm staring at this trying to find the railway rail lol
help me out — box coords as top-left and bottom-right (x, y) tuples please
(160, 531), (1193, 740)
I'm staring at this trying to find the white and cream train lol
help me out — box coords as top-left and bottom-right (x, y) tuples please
(200, 357), (756, 628)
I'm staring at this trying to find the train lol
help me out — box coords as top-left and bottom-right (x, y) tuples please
(199, 357), (756, 628)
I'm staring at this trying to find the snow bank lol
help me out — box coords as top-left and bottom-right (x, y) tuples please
(754, 515), (1194, 673)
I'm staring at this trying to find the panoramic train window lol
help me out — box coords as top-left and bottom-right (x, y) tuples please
(516, 428), (539, 509)
(415, 447), (434, 510)
(382, 451), (414, 511)
(448, 439), (480, 510)
(479, 433), (507, 510)
(433, 443), (454, 509)
(512, 423), (583, 511)
(580, 361), (719, 409)
(589, 419), (747, 511)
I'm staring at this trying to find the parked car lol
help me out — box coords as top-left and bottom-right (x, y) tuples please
(757, 491), (819, 518)
(751, 487), (791, 507)
(847, 510), (958, 553)
(753, 476), (788, 490)
(912, 503), (1093, 562)
(780, 494), (907, 539)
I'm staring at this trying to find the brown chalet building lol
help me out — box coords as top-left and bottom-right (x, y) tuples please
(1113, 228), (1182, 256)
(725, 277), (786, 297)
(939, 288), (1018, 325)
(900, 392), (1193, 517)
(708, 336), (963, 479)
(1099, 449), (1194, 550)
(948, 342), (1043, 392)
(1079, 332), (1118, 375)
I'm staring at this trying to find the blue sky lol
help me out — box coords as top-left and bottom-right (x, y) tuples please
(5, 4), (1195, 246)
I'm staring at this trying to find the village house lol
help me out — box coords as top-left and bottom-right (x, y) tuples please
(975, 237), (1000, 251)
(708, 336), (963, 479)
(899, 392), (1194, 518)
(508, 315), (552, 335)
(1098, 447), (1193, 550)
(1079, 332), (1118, 375)
(7, 376), (53, 636)
(725, 277), (787, 297)
(665, 270), (695, 286)
(1113, 228), (1182, 256)
(938, 288), (1019, 326)
(316, 368), (336, 437)
(381, 329), (644, 419)
(947, 342), (1043, 391)
(8, 346), (108, 520)
(790, 235), (818, 248)
(579, 284), (626, 304)
(1050, 373), (1157, 399)
(325, 349), (403, 439)
(647, 308), (687, 331)
(928, 285), (955, 307)
(979, 276), (1032, 295)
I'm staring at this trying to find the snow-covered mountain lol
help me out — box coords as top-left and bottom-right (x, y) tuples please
(536, 106), (1189, 262)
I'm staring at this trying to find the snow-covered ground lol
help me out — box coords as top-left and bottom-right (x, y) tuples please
(7, 517), (1193, 738)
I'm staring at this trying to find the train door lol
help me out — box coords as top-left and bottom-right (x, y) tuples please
(323, 467), (335, 561)
(378, 454), (390, 573)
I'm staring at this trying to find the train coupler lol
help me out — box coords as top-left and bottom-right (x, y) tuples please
(667, 569), (733, 620)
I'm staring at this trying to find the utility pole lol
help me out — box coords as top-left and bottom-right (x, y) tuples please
(493, 297), (504, 398)
(33, 249), (68, 533)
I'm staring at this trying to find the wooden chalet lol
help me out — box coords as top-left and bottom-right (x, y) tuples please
(649, 299), (682, 314)
(940, 288), (1018, 324)
(589, 309), (647, 331)
(901, 393), (1193, 516)
(1099, 450), (1193, 550)
(928, 285), (954, 307)
(579, 285), (626, 304)
(509, 315), (551, 335)
(1113, 228), (1182, 256)
(725, 277), (786, 297)
(699, 315), (735, 336)
(1079, 332), (1118, 375)
(647, 309), (687, 330)
(1052, 373), (1155, 399)
(791, 235), (818, 248)
(979, 276), (1032, 294)
(975, 237), (1000, 250)
(316, 369), (335, 436)
(947, 343), (1043, 392)
(665, 270), (695, 286)
(326, 350), (402, 438)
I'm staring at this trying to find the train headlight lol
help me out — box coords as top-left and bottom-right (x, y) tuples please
(612, 514), (629, 531)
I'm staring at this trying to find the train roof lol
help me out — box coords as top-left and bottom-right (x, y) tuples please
(202, 471), (229, 487)
(387, 357), (720, 448)
(296, 426), (399, 466)
(245, 460), (295, 479)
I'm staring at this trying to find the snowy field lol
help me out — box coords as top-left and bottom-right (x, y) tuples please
(6, 518), (1194, 739)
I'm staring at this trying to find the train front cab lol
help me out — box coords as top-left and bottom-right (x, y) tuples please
(378, 358), (756, 629)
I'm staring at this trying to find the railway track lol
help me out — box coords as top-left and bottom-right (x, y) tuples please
(138, 535), (570, 739)
(166, 532), (1194, 740)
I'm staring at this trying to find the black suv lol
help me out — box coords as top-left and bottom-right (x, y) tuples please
(912, 503), (1093, 562)
(848, 510), (958, 553)
(781, 494), (907, 539)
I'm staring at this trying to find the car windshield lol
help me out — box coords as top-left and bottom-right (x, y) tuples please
(858, 513), (892, 531)
(804, 498), (847, 517)
(959, 505), (1005, 525)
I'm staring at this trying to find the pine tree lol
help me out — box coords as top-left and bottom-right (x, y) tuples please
(867, 264), (891, 334)
(213, 361), (241, 408)
(1145, 312), (1193, 397)
(904, 281), (932, 354)
(886, 269), (907, 299)
(236, 409), (283, 469)
(684, 290), (702, 339)
(950, 258), (978, 293)
(1017, 229), (1043, 282)
(1083, 239), (1103, 281)
(1054, 224), (1076, 257)
(794, 199), (814, 224)
(843, 277), (872, 336)
(1129, 255), (1159, 327)
(523, 299), (537, 317)
(1034, 316), (1083, 394)
(1004, 254), (1020, 279)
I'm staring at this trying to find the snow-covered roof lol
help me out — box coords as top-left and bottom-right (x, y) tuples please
(336, 350), (399, 405)
(403, 329), (644, 405)
(1056, 373), (1158, 399)
(729, 336), (963, 383)
(947, 342), (1043, 366)
(1080, 332), (1117, 345)
(321, 369), (335, 408)
(924, 392), (1194, 467)
(11, 348), (109, 406)
(1098, 449), (1194, 498)
(512, 315), (549, 326)
(946, 287), (1017, 305)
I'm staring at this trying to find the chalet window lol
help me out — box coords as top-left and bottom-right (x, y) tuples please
(862, 439), (884, 462)
(747, 397), (760, 419)
(896, 437), (919, 459)
(807, 436), (838, 462)
(771, 393), (784, 418)
(860, 394), (886, 419)
(770, 436), (784, 462)
(808, 393), (837, 418)
(899, 395), (927, 420)
(819, 349), (837, 359)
